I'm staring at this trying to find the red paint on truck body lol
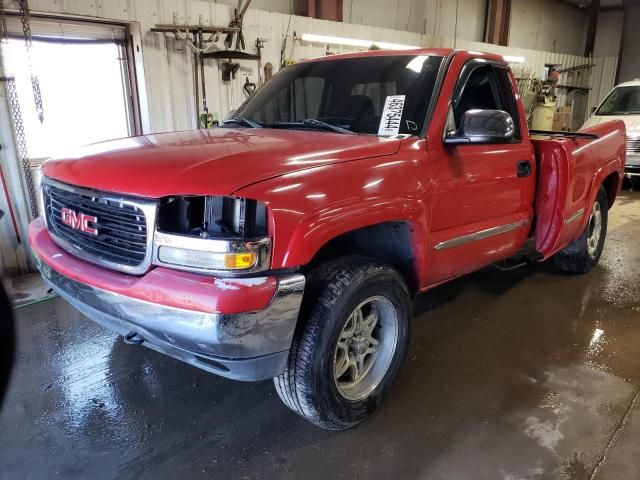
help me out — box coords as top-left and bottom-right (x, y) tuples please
(33, 48), (625, 309)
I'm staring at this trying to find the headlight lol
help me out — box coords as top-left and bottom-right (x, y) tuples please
(153, 196), (270, 275)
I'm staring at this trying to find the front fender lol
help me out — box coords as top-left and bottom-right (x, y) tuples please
(280, 196), (429, 270)
(233, 145), (431, 281)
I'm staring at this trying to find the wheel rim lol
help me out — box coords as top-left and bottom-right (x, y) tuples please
(333, 295), (399, 401)
(587, 200), (603, 258)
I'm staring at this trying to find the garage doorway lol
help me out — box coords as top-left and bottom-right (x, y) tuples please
(3, 16), (139, 161)
(1, 14), (141, 229)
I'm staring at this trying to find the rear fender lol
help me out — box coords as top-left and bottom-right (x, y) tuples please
(533, 121), (625, 259)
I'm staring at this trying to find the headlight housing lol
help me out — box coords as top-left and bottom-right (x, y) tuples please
(153, 195), (270, 275)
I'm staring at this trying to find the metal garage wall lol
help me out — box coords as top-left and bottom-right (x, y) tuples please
(618, 4), (640, 83)
(590, 56), (619, 110)
(509, 0), (588, 56)
(0, 74), (32, 276)
(15, 0), (617, 137)
(344, 0), (487, 41)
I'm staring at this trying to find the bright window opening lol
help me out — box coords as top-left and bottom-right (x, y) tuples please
(4, 38), (133, 160)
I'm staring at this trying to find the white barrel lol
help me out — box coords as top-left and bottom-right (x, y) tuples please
(531, 105), (555, 130)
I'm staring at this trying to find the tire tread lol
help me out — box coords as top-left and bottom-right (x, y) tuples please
(274, 256), (409, 430)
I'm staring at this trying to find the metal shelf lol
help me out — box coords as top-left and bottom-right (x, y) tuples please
(555, 84), (591, 91)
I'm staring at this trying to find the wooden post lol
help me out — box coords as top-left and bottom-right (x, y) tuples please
(584, 0), (600, 57)
(485, 0), (511, 47)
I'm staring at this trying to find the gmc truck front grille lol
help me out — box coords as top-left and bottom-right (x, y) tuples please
(42, 179), (157, 274)
(627, 136), (640, 166)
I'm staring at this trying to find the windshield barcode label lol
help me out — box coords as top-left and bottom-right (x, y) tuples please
(378, 95), (406, 136)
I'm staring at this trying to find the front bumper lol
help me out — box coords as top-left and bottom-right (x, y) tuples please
(625, 165), (640, 178)
(30, 220), (305, 381)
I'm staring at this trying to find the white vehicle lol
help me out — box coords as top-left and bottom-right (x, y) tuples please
(583, 80), (640, 184)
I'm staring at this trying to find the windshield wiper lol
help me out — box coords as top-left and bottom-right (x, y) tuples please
(221, 116), (263, 128)
(301, 118), (354, 134)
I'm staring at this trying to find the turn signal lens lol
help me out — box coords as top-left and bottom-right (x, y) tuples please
(158, 247), (257, 271)
(224, 252), (257, 269)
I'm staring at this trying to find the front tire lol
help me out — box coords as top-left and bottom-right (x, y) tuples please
(274, 257), (411, 430)
(552, 186), (608, 274)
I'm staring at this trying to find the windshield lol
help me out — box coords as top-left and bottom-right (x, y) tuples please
(233, 54), (444, 135)
(596, 86), (640, 115)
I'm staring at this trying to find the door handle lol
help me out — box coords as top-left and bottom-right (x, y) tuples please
(516, 160), (532, 178)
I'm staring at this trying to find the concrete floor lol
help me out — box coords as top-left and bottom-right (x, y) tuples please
(2, 192), (640, 480)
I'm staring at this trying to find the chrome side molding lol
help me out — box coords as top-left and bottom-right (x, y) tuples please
(564, 208), (585, 225)
(434, 220), (529, 251)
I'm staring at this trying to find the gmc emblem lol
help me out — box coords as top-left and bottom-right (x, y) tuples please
(60, 207), (98, 235)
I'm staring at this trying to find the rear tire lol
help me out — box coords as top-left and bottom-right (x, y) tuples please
(274, 257), (411, 430)
(552, 186), (608, 274)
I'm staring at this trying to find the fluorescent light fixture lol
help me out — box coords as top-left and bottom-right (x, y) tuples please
(503, 55), (526, 64)
(300, 33), (420, 50)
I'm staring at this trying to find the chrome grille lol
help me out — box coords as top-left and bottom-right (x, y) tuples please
(627, 136), (640, 166)
(42, 178), (157, 274)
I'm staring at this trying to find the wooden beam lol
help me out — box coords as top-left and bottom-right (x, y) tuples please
(296, 0), (342, 21)
(486, 0), (511, 46)
(584, 0), (600, 57)
(317, 0), (343, 22)
(295, 0), (316, 17)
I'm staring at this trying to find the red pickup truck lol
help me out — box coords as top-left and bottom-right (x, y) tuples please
(30, 49), (625, 430)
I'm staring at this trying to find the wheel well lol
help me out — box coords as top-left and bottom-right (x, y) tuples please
(306, 222), (419, 294)
(602, 172), (620, 208)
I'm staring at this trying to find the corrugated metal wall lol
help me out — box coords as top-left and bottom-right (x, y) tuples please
(0, 81), (32, 277)
(509, 0), (589, 56)
(618, 4), (640, 83)
(22, 0), (618, 133)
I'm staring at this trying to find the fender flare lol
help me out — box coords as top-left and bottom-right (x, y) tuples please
(278, 197), (430, 284)
(578, 157), (622, 232)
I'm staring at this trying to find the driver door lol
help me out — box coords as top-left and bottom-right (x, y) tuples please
(425, 60), (536, 284)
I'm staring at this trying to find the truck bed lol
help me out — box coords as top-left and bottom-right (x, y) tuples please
(531, 120), (626, 258)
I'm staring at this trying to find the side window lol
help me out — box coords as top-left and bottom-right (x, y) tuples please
(453, 65), (502, 127)
(493, 67), (521, 139)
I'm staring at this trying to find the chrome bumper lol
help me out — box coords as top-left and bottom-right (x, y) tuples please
(34, 254), (305, 381)
(625, 165), (640, 177)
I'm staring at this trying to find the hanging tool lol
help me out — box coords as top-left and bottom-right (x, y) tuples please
(151, 23), (241, 128)
(255, 37), (266, 85)
(225, 0), (251, 51)
(17, 0), (44, 123)
(197, 29), (208, 119)
(222, 62), (240, 82)
(243, 76), (256, 98)
(264, 62), (273, 83)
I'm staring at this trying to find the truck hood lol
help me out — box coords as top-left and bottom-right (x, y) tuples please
(42, 128), (401, 198)
(582, 114), (640, 134)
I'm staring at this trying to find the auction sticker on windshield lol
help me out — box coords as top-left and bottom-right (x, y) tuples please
(378, 95), (406, 136)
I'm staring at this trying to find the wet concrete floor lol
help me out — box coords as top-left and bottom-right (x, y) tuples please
(2, 191), (640, 480)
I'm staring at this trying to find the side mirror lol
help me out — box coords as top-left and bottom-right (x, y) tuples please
(445, 109), (515, 145)
(591, 106), (597, 114)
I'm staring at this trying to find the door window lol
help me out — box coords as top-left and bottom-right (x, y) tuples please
(451, 63), (520, 140)
(453, 65), (502, 126)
